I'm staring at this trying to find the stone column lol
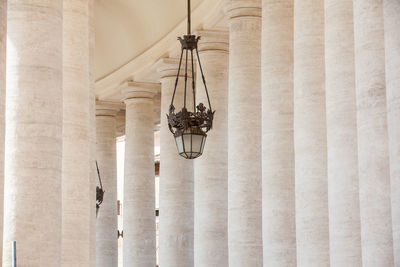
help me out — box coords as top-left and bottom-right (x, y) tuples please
(384, 1), (400, 265)
(0, 0), (6, 264)
(226, 1), (263, 266)
(293, 0), (329, 266)
(193, 30), (229, 267)
(3, 1), (63, 266)
(95, 101), (120, 267)
(122, 81), (158, 267)
(354, 1), (394, 266)
(61, 1), (91, 265)
(261, 1), (296, 266)
(156, 58), (194, 266)
(324, 0), (362, 266)
(88, 0), (97, 265)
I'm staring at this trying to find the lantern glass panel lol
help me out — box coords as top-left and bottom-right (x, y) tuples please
(183, 132), (192, 153)
(174, 126), (207, 159)
(189, 133), (204, 154)
(175, 135), (184, 153)
(201, 135), (206, 153)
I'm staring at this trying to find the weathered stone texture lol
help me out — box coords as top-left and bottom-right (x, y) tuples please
(0, 0), (6, 263)
(194, 30), (229, 267)
(384, 1), (400, 266)
(96, 102), (119, 267)
(227, 1), (263, 266)
(293, 0), (330, 265)
(3, 1), (63, 266)
(354, 0), (394, 265)
(157, 58), (194, 267)
(122, 83), (157, 267)
(325, 0), (362, 265)
(61, 1), (92, 266)
(261, 1), (296, 266)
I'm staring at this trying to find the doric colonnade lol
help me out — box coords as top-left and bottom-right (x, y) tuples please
(0, 0), (399, 266)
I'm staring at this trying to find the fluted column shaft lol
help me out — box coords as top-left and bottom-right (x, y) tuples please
(384, 1), (400, 265)
(157, 58), (194, 267)
(354, 1), (394, 266)
(122, 82), (158, 267)
(61, 1), (91, 265)
(95, 102), (119, 267)
(324, 0), (362, 266)
(227, 1), (263, 266)
(3, 1), (63, 266)
(0, 1), (6, 263)
(194, 30), (229, 267)
(293, 0), (329, 266)
(261, 1), (296, 266)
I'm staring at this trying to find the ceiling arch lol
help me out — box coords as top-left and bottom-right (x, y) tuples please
(95, 0), (204, 80)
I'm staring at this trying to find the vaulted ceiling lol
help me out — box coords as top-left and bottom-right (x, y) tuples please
(95, 0), (204, 81)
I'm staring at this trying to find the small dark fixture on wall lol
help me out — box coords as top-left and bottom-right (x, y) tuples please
(96, 161), (105, 217)
(118, 230), (123, 239)
(167, 0), (214, 159)
(117, 200), (122, 215)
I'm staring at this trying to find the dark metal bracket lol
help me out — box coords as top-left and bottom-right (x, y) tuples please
(96, 160), (105, 217)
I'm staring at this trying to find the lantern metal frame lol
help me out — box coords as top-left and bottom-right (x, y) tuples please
(95, 160), (104, 217)
(167, 0), (215, 159)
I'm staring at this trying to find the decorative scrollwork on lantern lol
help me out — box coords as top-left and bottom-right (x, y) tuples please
(167, 103), (214, 136)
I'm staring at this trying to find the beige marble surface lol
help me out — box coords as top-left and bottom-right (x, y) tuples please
(122, 82), (158, 267)
(261, 0), (296, 266)
(61, 1), (92, 266)
(89, 0), (97, 265)
(293, 0), (329, 266)
(325, 0), (362, 266)
(157, 58), (194, 267)
(226, 1), (263, 266)
(354, 0), (394, 265)
(95, 102), (119, 267)
(384, 1), (400, 266)
(0, 0), (6, 264)
(3, 1), (63, 266)
(193, 29), (229, 267)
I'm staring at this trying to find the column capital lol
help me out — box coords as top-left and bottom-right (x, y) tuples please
(121, 81), (160, 103)
(225, 0), (261, 19)
(96, 101), (121, 117)
(196, 29), (229, 53)
(155, 57), (194, 79)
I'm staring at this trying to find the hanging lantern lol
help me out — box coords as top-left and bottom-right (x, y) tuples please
(167, 0), (214, 160)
